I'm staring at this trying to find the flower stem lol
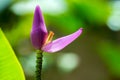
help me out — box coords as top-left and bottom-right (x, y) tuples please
(36, 50), (43, 80)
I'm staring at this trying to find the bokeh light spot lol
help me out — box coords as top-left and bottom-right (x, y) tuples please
(107, 1), (120, 31)
(107, 15), (120, 31)
(10, 0), (67, 15)
(57, 52), (80, 73)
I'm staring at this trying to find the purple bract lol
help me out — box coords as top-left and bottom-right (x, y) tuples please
(31, 5), (83, 53)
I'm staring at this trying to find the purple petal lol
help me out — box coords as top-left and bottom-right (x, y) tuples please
(42, 28), (83, 53)
(31, 5), (48, 49)
(32, 5), (47, 32)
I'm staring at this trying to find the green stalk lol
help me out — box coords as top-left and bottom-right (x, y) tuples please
(36, 50), (43, 80)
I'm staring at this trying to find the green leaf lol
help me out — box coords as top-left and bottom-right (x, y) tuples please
(0, 29), (25, 80)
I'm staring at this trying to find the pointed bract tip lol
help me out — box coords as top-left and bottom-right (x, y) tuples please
(32, 4), (47, 32)
(80, 28), (83, 30)
(35, 5), (41, 11)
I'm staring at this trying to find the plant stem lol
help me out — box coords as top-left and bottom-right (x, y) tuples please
(36, 50), (43, 80)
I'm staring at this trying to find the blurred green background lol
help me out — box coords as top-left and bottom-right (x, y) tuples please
(0, 0), (120, 80)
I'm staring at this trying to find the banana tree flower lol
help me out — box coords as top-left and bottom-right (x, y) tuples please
(31, 5), (83, 53)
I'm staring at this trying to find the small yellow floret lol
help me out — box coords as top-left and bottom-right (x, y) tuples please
(45, 31), (54, 45)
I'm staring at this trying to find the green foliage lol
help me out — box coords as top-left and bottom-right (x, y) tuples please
(66, 0), (110, 26)
(0, 29), (25, 80)
(99, 41), (120, 77)
(5, 15), (33, 46)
